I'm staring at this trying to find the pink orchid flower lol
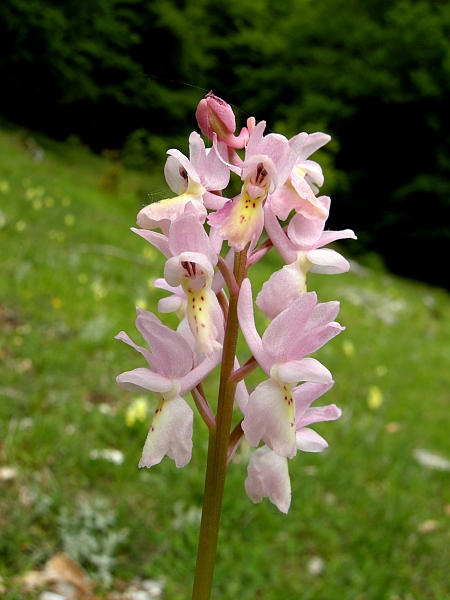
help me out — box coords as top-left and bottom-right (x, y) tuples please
(269, 132), (332, 221)
(163, 209), (224, 356)
(209, 121), (308, 251)
(245, 381), (341, 513)
(116, 309), (220, 468)
(137, 132), (230, 232)
(237, 279), (343, 459)
(133, 206), (225, 356)
(257, 201), (357, 319)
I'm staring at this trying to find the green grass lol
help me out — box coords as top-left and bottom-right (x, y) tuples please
(1, 126), (450, 599)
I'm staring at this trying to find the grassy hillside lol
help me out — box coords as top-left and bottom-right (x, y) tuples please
(1, 126), (450, 599)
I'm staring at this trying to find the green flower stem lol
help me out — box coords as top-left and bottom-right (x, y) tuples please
(191, 249), (248, 600)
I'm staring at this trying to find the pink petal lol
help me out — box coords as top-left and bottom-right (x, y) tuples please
(295, 428), (328, 452)
(256, 262), (306, 320)
(317, 228), (357, 247)
(276, 358), (333, 384)
(287, 211), (327, 249)
(237, 279), (272, 375)
(293, 381), (335, 417)
(168, 210), (217, 265)
(179, 348), (222, 395)
(245, 446), (291, 513)
(298, 132), (331, 161)
(135, 309), (193, 378)
(116, 368), (172, 394)
(262, 292), (317, 362)
(297, 404), (342, 428)
(263, 203), (298, 264)
(138, 396), (193, 468)
(307, 249), (350, 274)
(131, 227), (171, 258)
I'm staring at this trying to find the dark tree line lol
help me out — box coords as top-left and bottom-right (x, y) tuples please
(1, 0), (450, 287)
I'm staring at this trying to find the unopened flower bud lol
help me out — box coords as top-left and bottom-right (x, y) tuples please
(196, 91), (249, 149)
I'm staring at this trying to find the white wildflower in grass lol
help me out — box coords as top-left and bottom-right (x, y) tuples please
(413, 449), (450, 471)
(89, 449), (124, 465)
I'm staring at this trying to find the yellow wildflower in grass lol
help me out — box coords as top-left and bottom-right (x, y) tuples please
(367, 385), (383, 410)
(32, 199), (42, 210)
(143, 246), (158, 261)
(135, 298), (148, 310)
(0, 181), (10, 193)
(126, 397), (149, 427)
(15, 220), (26, 232)
(51, 298), (63, 309)
(342, 340), (355, 357)
(64, 214), (75, 226)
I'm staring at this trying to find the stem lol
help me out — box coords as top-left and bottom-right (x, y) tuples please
(191, 249), (248, 600)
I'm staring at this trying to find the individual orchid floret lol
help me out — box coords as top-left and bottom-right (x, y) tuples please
(196, 91), (249, 149)
(115, 309), (220, 468)
(269, 132), (332, 221)
(245, 381), (341, 513)
(163, 209), (224, 355)
(257, 201), (357, 319)
(238, 279), (343, 458)
(208, 122), (308, 251)
(137, 132), (229, 232)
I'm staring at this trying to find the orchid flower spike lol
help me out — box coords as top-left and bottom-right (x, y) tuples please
(116, 309), (220, 468)
(238, 279), (343, 459)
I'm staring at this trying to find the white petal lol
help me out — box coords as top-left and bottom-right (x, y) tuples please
(139, 396), (193, 468)
(296, 427), (328, 452)
(245, 446), (291, 513)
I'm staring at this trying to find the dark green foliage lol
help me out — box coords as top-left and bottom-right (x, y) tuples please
(1, 0), (450, 285)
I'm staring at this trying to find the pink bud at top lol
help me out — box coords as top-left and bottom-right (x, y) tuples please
(196, 91), (249, 149)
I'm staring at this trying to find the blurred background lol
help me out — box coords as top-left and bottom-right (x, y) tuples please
(2, 0), (450, 288)
(1, 0), (450, 599)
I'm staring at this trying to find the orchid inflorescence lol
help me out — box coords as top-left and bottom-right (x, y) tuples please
(115, 91), (355, 596)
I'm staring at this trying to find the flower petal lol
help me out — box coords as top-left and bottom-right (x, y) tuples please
(237, 279), (272, 375)
(138, 395), (193, 468)
(276, 358), (333, 384)
(116, 368), (172, 394)
(242, 379), (297, 458)
(295, 427), (328, 452)
(245, 446), (291, 513)
(307, 249), (350, 274)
